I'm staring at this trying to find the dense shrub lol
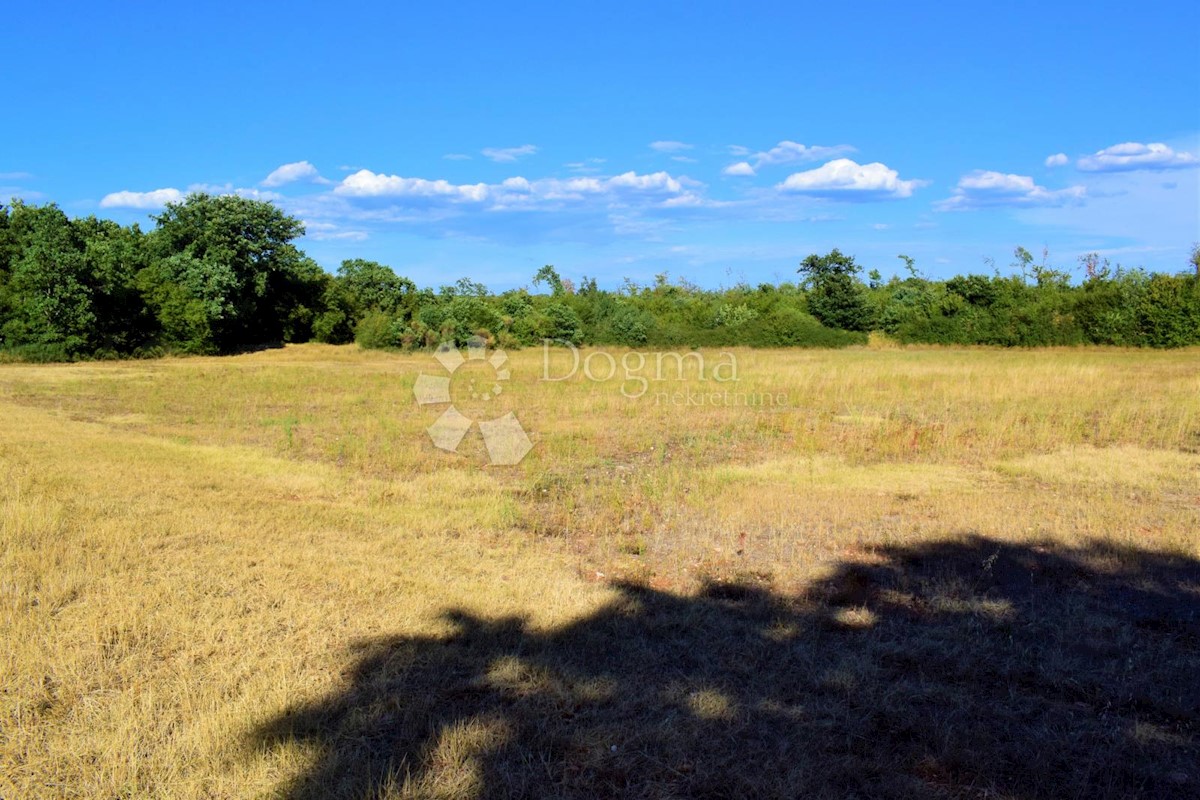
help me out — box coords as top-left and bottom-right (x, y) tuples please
(2, 197), (1197, 361)
(353, 310), (399, 350)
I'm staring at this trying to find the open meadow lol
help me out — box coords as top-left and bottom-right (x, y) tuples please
(3, 343), (1199, 798)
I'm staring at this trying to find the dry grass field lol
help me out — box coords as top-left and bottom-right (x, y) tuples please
(2, 343), (1199, 798)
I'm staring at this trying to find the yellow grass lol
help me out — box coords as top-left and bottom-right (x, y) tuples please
(2, 343), (1198, 797)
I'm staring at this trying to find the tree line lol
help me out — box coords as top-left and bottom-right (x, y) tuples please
(1, 194), (1198, 361)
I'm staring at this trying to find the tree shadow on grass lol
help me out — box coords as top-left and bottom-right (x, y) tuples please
(255, 536), (1200, 799)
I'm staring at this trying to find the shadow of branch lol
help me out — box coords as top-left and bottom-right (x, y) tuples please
(255, 536), (1200, 799)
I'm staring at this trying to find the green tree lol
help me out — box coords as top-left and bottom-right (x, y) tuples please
(797, 249), (874, 331)
(0, 203), (14, 277)
(139, 193), (309, 353)
(336, 259), (417, 318)
(0, 201), (96, 359)
(533, 265), (565, 296)
(72, 216), (153, 353)
(1136, 273), (1200, 348)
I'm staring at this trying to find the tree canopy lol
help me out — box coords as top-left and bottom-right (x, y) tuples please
(1, 194), (1198, 361)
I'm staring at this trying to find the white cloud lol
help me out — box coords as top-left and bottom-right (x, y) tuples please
(649, 140), (692, 153)
(99, 188), (184, 209)
(331, 168), (693, 211)
(607, 171), (683, 193)
(101, 184), (286, 209)
(936, 170), (1086, 211)
(564, 158), (606, 174)
(304, 166), (710, 244)
(1016, 166), (1198, 260)
(262, 160), (327, 187)
(0, 171), (33, 180)
(777, 159), (923, 200)
(442, 153), (472, 161)
(1077, 142), (1199, 172)
(671, 155), (698, 163)
(302, 221), (369, 242)
(187, 183), (283, 201)
(1044, 153), (1069, 168)
(481, 144), (538, 163)
(335, 170), (491, 202)
(721, 140), (856, 179)
(755, 141), (856, 167)
(722, 161), (756, 177)
(500, 176), (532, 191)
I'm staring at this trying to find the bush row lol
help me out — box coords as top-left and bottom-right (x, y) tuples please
(2, 195), (1197, 361)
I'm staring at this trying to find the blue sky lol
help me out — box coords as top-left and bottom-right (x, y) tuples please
(3, 1), (1198, 289)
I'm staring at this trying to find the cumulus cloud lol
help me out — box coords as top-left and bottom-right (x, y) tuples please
(755, 141), (856, 167)
(299, 166), (713, 245)
(1077, 142), (1198, 172)
(1044, 153), (1069, 168)
(936, 170), (1086, 211)
(332, 168), (694, 211)
(649, 140), (693, 153)
(721, 140), (857, 178)
(188, 183), (283, 201)
(262, 160), (328, 187)
(99, 188), (184, 209)
(481, 144), (538, 163)
(335, 170), (491, 202)
(513, 171), (692, 205)
(100, 184), (284, 209)
(722, 161), (756, 177)
(776, 159), (923, 200)
(606, 171), (683, 193)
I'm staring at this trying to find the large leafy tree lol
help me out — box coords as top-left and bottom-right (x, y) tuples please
(0, 201), (96, 359)
(797, 249), (874, 332)
(336, 258), (417, 318)
(138, 193), (309, 353)
(312, 259), (417, 345)
(72, 215), (154, 353)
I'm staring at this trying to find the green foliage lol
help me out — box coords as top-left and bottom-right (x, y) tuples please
(1075, 269), (1143, 346)
(1136, 273), (1200, 348)
(140, 193), (310, 352)
(606, 303), (653, 346)
(312, 305), (354, 345)
(1, 195), (1197, 361)
(74, 216), (154, 352)
(1, 201), (97, 358)
(798, 249), (875, 332)
(532, 265), (565, 296)
(514, 301), (583, 345)
(354, 310), (400, 350)
(336, 259), (416, 318)
(744, 306), (867, 348)
(713, 302), (759, 328)
(543, 302), (583, 344)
